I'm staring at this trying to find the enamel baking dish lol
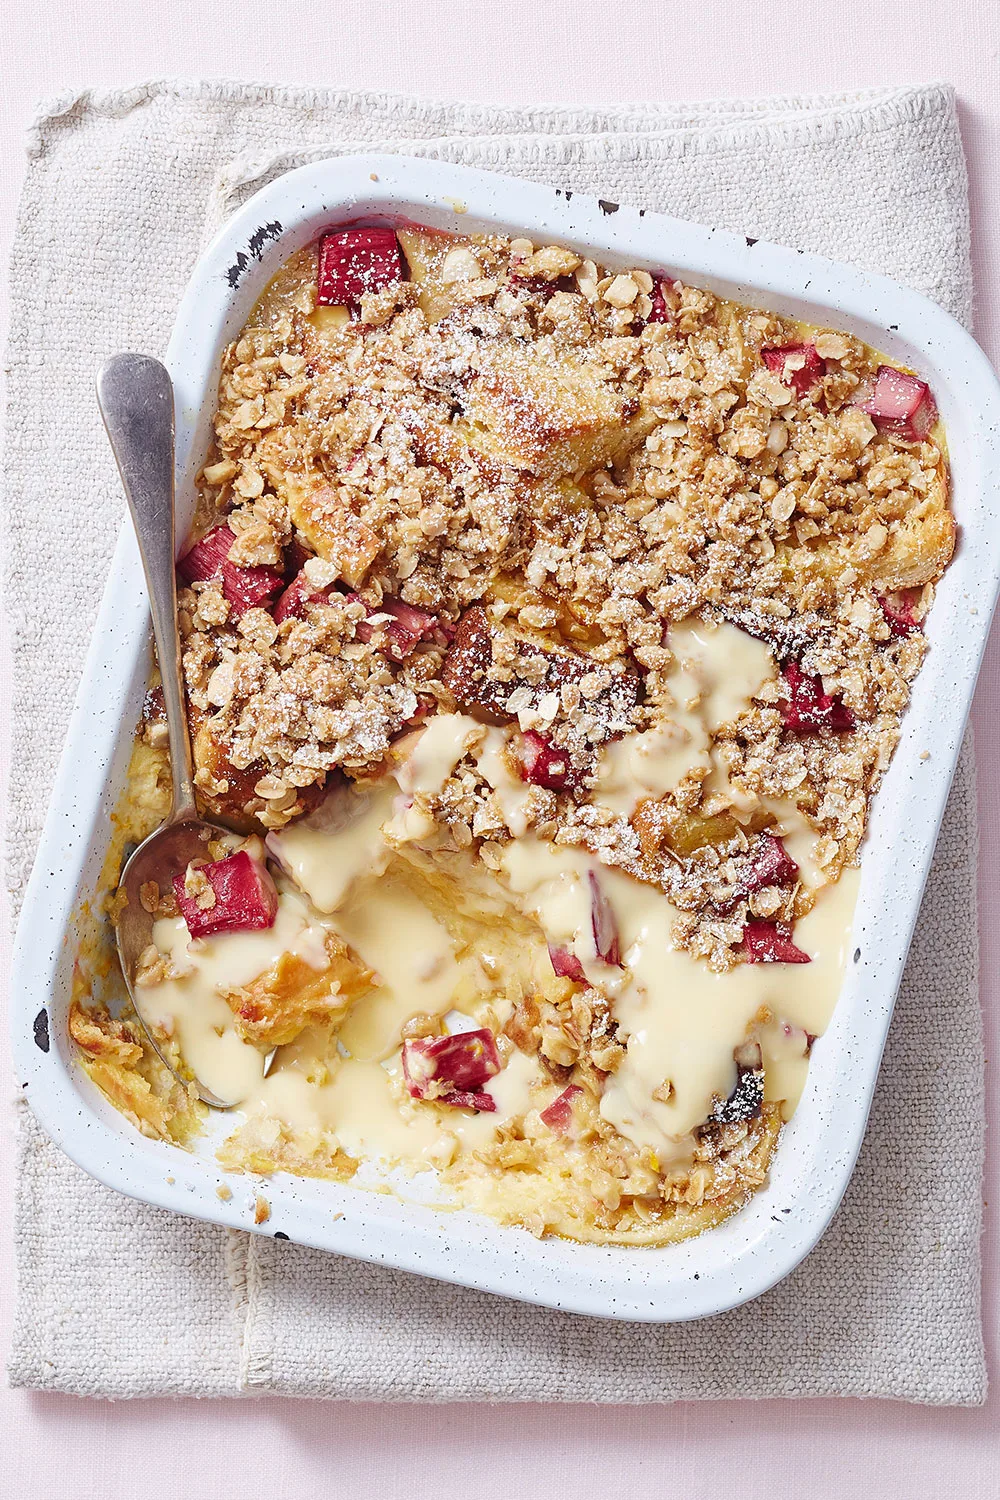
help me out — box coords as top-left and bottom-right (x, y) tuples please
(12, 155), (1000, 1322)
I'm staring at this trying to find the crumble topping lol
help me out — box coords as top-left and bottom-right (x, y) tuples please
(184, 229), (947, 926)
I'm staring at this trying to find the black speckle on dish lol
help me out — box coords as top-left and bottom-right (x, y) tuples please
(248, 220), (283, 260)
(598, 199), (619, 215)
(746, 236), (758, 248)
(33, 1007), (50, 1053)
(274, 1230), (289, 1240)
(889, 324), (899, 331)
(226, 251), (249, 289)
(226, 221), (283, 287)
(797, 248), (804, 255)
(693, 1272), (700, 1280)
(853, 947), (861, 963)
(638, 208), (646, 217)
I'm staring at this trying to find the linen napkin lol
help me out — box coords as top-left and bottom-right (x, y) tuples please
(5, 79), (985, 1402)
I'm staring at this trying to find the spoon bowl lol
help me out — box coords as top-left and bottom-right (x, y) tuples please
(114, 819), (246, 1108)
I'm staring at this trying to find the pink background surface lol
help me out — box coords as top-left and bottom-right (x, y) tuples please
(2, 2), (999, 1494)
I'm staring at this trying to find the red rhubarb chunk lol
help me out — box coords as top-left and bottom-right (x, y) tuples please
(517, 730), (577, 792)
(177, 524), (284, 619)
(177, 524), (236, 583)
(540, 1085), (583, 1133)
(382, 596), (438, 639)
(273, 570), (331, 623)
(879, 593), (921, 637)
(779, 660), (856, 734)
(854, 365), (937, 441)
(173, 851), (279, 940)
(223, 564), (286, 616)
(762, 342), (825, 397)
(402, 1028), (502, 1100)
(347, 593), (438, 661)
(743, 920), (811, 965)
(589, 870), (623, 967)
(647, 274), (675, 324)
(548, 943), (586, 982)
(745, 834), (800, 893)
(437, 1090), (496, 1112)
(317, 227), (403, 307)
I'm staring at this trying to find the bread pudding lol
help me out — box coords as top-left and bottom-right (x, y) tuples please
(70, 217), (954, 1245)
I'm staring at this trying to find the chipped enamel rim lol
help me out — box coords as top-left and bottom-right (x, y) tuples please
(11, 155), (1000, 1322)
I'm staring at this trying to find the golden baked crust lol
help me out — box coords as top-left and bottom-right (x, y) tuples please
(223, 933), (373, 1048)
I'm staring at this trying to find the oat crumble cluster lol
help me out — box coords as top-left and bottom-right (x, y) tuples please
(73, 219), (953, 1246)
(177, 224), (949, 965)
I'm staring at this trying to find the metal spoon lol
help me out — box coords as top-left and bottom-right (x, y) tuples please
(98, 352), (258, 1109)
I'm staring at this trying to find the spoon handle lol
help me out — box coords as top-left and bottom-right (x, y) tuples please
(97, 354), (198, 823)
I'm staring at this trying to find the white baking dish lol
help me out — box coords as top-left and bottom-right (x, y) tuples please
(11, 155), (1000, 1322)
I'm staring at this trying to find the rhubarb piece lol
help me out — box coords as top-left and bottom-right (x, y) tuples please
(744, 833), (799, 893)
(437, 1090), (496, 1112)
(177, 524), (235, 583)
(177, 524), (284, 618)
(402, 1028), (502, 1100)
(853, 364), (937, 441)
(762, 342), (825, 397)
(348, 593), (438, 661)
(548, 944), (586, 982)
(442, 605), (642, 735)
(589, 871), (622, 967)
(718, 833), (800, 914)
(381, 595), (438, 638)
(272, 570), (331, 623)
(317, 226), (403, 308)
(222, 564), (286, 616)
(779, 660), (856, 734)
(743, 920), (811, 965)
(172, 851), (279, 940)
(517, 730), (577, 792)
(879, 593), (921, 637)
(540, 1084), (583, 1133)
(646, 273), (675, 324)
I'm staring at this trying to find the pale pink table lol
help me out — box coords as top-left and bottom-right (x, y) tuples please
(3, 3), (999, 1493)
